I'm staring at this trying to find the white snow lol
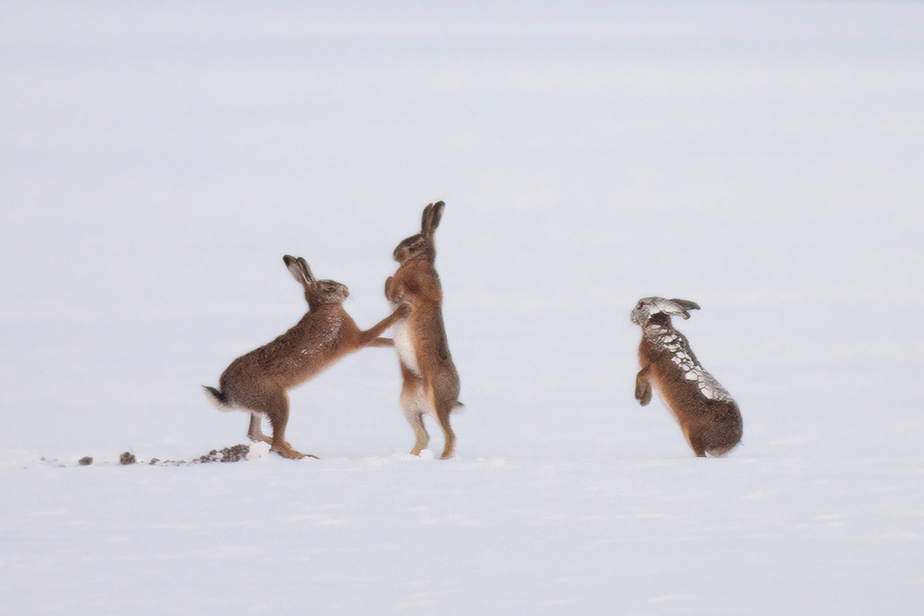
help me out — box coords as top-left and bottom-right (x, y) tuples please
(2, 1), (924, 615)
(245, 441), (270, 461)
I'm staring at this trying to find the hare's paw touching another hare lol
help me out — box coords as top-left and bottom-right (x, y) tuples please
(389, 201), (461, 460)
(205, 254), (412, 461)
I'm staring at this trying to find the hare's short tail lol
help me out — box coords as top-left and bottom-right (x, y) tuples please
(452, 401), (466, 414)
(203, 385), (233, 412)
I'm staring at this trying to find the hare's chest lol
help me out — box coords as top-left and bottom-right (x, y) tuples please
(391, 318), (420, 375)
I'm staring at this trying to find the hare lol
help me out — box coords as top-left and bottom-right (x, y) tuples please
(631, 297), (742, 457)
(385, 201), (462, 459)
(204, 255), (409, 459)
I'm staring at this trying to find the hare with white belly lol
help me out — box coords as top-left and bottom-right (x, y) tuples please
(385, 201), (462, 460)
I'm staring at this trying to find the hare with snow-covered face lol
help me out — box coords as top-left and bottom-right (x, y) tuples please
(631, 297), (742, 457)
(385, 201), (462, 459)
(203, 255), (410, 460)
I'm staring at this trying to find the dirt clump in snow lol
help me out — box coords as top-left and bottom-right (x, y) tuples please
(42, 446), (253, 467)
(147, 444), (251, 466)
(196, 444), (250, 464)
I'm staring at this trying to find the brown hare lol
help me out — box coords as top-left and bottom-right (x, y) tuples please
(631, 297), (742, 457)
(385, 201), (462, 459)
(204, 255), (409, 459)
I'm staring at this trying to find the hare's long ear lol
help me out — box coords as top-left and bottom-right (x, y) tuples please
(283, 255), (314, 288)
(297, 257), (316, 284)
(420, 203), (433, 235)
(421, 200), (445, 238)
(426, 201), (445, 237)
(668, 298), (701, 320)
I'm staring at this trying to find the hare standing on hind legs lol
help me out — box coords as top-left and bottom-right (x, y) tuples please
(631, 297), (743, 457)
(385, 201), (462, 460)
(204, 255), (409, 459)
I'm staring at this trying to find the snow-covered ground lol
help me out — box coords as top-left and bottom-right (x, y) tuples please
(2, 1), (923, 614)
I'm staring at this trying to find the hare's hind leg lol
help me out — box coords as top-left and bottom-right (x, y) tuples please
(434, 402), (455, 460)
(400, 373), (429, 455)
(681, 423), (707, 458)
(429, 382), (457, 460)
(247, 412), (272, 445)
(262, 389), (317, 460)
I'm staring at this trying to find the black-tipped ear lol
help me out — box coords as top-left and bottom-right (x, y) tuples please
(670, 298), (700, 319)
(284, 255), (314, 287)
(428, 201), (445, 234)
(421, 201), (445, 237)
(297, 257), (316, 284)
(420, 204), (433, 235)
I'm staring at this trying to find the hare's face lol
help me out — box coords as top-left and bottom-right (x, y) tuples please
(393, 234), (427, 263)
(631, 297), (699, 326)
(314, 280), (349, 304)
(631, 298), (659, 326)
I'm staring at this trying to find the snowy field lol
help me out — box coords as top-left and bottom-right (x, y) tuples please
(2, 1), (923, 614)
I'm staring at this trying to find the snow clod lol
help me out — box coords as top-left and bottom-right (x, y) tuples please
(246, 442), (271, 461)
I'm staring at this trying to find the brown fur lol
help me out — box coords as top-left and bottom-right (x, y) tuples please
(632, 299), (742, 457)
(385, 201), (461, 459)
(204, 255), (409, 459)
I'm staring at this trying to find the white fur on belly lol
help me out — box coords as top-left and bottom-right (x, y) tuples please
(391, 318), (420, 375)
